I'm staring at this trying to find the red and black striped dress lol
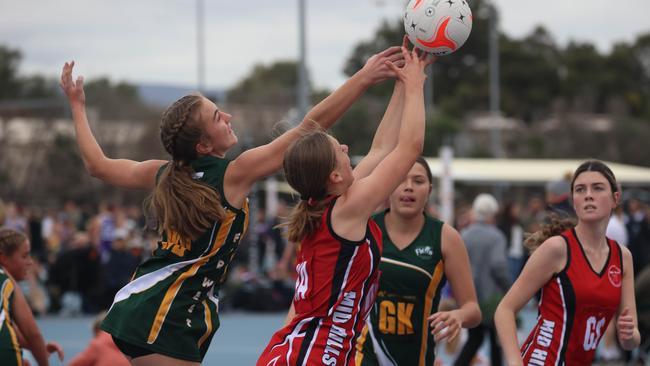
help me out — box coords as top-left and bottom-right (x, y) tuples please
(257, 197), (382, 366)
(521, 228), (623, 365)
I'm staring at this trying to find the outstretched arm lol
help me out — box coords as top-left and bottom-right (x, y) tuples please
(334, 47), (429, 233)
(352, 79), (404, 181)
(301, 46), (404, 133)
(354, 38), (436, 180)
(60, 61), (166, 189)
(225, 46), (405, 204)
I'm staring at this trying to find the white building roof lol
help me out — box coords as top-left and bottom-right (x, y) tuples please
(424, 158), (650, 186)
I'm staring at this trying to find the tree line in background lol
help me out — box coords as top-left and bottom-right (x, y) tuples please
(1, 0), (649, 204)
(228, 0), (650, 161)
(336, 0), (650, 159)
(0, 46), (162, 204)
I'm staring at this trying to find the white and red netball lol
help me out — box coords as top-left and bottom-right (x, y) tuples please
(404, 0), (473, 55)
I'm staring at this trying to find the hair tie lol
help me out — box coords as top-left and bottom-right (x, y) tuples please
(299, 195), (317, 207)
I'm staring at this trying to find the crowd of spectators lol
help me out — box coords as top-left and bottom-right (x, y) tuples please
(1, 181), (649, 363)
(0, 198), (298, 316)
(2, 184), (649, 317)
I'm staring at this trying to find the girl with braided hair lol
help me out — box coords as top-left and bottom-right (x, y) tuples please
(0, 228), (64, 366)
(495, 160), (641, 365)
(60, 45), (404, 366)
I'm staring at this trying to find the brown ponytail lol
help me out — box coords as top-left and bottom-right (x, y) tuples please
(524, 214), (576, 252)
(282, 131), (337, 243)
(147, 94), (225, 241)
(284, 200), (333, 243)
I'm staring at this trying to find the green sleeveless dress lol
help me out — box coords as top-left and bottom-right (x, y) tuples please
(356, 211), (446, 366)
(101, 156), (249, 362)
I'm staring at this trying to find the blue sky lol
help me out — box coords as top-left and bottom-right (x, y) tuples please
(1, 0), (649, 91)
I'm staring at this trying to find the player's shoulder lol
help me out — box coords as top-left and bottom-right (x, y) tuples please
(441, 222), (461, 242)
(523, 235), (569, 274)
(619, 244), (633, 266)
(539, 235), (568, 256)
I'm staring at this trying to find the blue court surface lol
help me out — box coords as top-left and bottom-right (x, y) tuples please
(35, 311), (286, 365)
(30, 307), (624, 365)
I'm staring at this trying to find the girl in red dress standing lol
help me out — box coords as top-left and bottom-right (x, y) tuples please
(495, 160), (641, 365)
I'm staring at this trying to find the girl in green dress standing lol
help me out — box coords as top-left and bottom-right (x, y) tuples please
(355, 157), (481, 366)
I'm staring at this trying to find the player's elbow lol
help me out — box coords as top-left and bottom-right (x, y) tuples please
(414, 137), (424, 152)
(87, 164), (110, 182)
(411, 133), (425, 153)
(494, 301), (510, 324)
(85, 162), (102, 178)
(85, 157), (110, 180)
(397, 138), (424, 158)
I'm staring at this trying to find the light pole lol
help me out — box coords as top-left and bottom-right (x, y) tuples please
(487, 1), (505, 201)
(488, 2), (502, 158)
(196, 0), (206, 93)
(297, 0), (310, 121)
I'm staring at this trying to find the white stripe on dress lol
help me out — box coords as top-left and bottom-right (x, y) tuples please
(554, 277), (568, 366)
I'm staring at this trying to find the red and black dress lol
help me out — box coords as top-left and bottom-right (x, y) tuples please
(521, 228), (623, 365)
(257, 196), (382, 366)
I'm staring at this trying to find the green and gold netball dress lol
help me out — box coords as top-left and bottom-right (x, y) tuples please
(102, 156), (249, 362)
(356, 211), (446, 366)
(0, 267), (22, 366)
